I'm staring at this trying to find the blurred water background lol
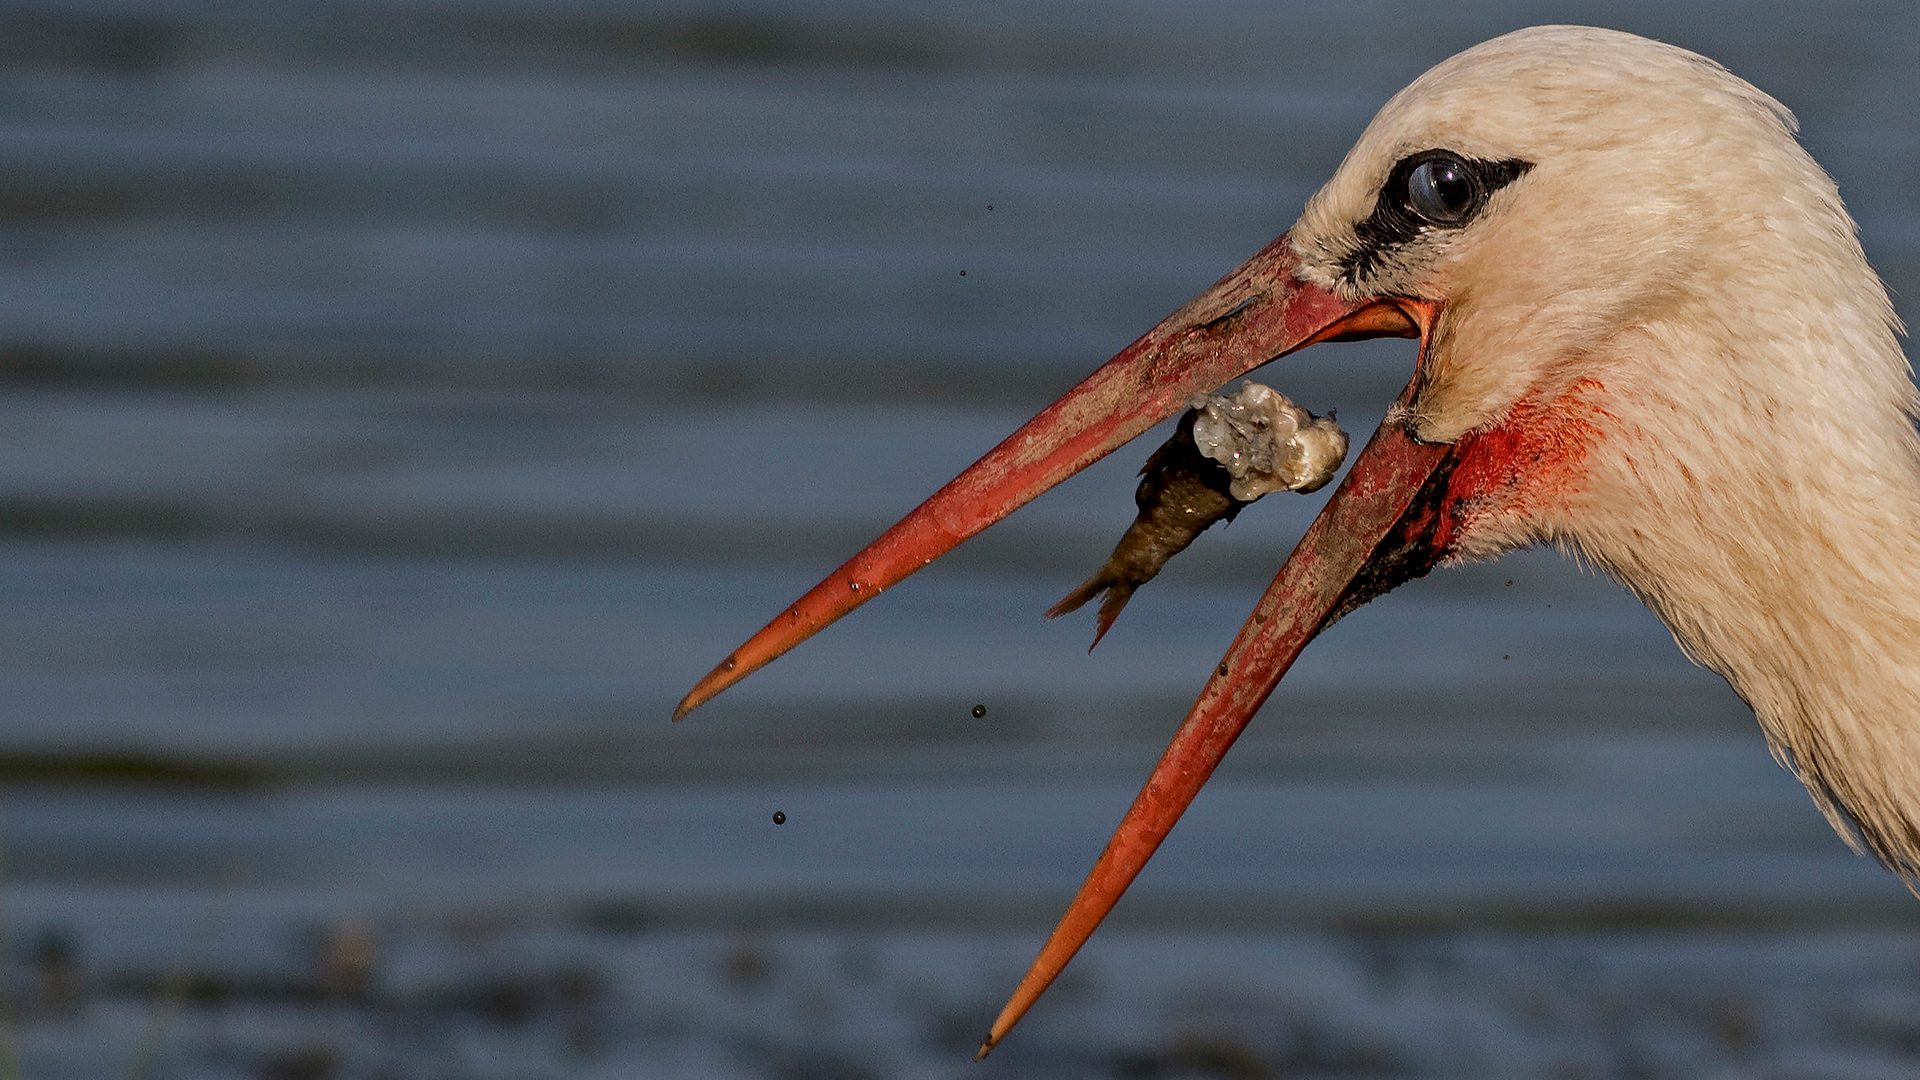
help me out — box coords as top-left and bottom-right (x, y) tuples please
(0, 1), (1917, 1076)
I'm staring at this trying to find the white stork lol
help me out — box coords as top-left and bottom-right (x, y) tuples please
(677, 25), (1918, 1055)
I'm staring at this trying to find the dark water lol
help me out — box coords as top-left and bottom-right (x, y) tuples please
(0, 1), (1917, 1075)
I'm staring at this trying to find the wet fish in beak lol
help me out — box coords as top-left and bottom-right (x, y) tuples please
(1049, 382), (1347, 650)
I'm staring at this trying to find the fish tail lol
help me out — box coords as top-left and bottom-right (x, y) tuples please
(1087, 584), (1136, 651)
(1046, 571), (1138, 650)
(1045, 572), (1113, 619)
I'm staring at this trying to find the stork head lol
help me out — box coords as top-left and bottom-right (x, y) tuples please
(1288, 24), (1907, 556)
(679, 25), (1916, 1054)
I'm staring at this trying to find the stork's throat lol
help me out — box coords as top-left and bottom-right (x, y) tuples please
(1327, 382), (1607, 626)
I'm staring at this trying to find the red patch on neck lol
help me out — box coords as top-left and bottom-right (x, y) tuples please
(1429, 380), (1608, 554)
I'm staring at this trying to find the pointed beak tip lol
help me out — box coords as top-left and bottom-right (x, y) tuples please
(671, 678), (710, 721)
(676, 649), (756, 722)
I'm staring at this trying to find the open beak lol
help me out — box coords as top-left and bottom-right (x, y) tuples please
(674, 231), (1454, 1056)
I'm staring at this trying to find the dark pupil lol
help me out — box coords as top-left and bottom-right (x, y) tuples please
(1410, 158), (1475, 223)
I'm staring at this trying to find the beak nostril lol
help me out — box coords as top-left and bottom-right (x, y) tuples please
(1200, 295), (1258, 329)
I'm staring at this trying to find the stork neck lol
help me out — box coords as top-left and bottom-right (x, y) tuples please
(1572, 374), (1920, 878)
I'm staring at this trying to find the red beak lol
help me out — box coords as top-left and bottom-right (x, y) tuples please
(675, 231), (1453, 1056)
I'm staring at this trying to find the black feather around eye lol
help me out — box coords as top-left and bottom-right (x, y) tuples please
(1340, 150), (1531, 283)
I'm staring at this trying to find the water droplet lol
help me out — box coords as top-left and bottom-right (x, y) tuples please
(723, 656), (736, 671)
(772, 811), (786, 825)
(1217, 663), (1230, 677)
(971, 704), (986, 719)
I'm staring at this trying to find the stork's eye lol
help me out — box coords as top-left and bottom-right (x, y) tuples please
(1406, 154), (1479, 224)
(1340, 151), (1530, 284)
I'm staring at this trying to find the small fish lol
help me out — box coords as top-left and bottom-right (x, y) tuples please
(1046, 409), (1244, 650)
(1048, 383), (1346, 650)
